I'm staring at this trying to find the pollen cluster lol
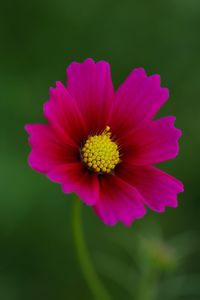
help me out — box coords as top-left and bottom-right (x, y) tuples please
(81, 126), (120, 174)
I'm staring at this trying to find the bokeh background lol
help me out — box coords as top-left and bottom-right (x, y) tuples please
(1, 0), (200, 299)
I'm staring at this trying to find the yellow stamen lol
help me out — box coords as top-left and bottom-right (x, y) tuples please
(81, 126), (120, 174)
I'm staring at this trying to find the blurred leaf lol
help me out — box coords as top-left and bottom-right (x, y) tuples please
(94, 252), (137, 296)
(160, 274), (200, 299)
(169, 231), (199, 260)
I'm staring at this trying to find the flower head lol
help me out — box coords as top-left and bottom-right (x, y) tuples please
(25, 58), (184, 226)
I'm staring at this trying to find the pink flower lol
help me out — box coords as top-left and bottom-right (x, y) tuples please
(25, 58), (184, 226)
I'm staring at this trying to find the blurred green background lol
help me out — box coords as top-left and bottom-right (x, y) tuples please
(0, 0), (200, 299)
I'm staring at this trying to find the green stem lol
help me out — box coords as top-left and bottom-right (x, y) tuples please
(72, 198), (112, 300)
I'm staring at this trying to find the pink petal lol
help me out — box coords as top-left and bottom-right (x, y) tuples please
(118, 164), (184, 213)
(121, 116), (182, 165)
(109, 68), (169, 137)
(66, 58), (114, 133)
(47, 163), (99, 205)
(93, 175), (146, 226)
(44, 81), (88, 146)
(25, 124), (77, 174)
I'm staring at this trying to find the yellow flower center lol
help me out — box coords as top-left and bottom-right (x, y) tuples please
(81, 126), (120, 174)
